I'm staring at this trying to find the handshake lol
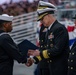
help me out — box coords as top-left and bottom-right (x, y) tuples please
(25, 49), (40, 67)
(17, 39), (40, 67)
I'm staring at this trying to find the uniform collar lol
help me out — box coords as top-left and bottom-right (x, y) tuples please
(48, 20), (56, 30)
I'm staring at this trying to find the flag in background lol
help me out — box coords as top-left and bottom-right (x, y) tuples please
(36, 20), (76, 48)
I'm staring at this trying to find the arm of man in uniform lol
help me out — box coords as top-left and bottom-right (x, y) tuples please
(27, 49), (49, 65)
(27, 27), (69, 65)
(1, 34), (27, 63)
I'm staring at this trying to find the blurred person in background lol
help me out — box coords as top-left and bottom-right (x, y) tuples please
(27, 1), (69, 75)
(0, 14), (32, 75)
(68, 14), (76, 75)
(63, 18), (76, 48)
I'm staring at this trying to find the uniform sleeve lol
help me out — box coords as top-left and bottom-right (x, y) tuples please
(36, 27), (69, 60)
(1, 35), (27, 63)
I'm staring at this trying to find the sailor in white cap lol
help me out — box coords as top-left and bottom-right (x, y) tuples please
(0, 14), (13, 32)
(0, 14), (32, 75)
(0, 14), (13, 21)
(28, 1), (69, 75)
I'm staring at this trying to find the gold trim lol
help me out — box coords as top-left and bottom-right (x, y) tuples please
(36, 56), (42, 61)
(38, 13), (48, 20)
(42, 50), (49, 58)
(38, 6), (48, 9)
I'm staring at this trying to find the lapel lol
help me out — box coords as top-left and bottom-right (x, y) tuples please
(45, 20), (59, 42)
(49, 20), (58, 32)
(48, 20), (58, 40)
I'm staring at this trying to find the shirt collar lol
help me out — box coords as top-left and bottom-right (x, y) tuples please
(48, 20), (56, 30)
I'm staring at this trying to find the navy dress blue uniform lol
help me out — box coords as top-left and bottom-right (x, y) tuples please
(0, 30), (27, 75)
(0, 14), (39, 75)
(68, 14), (76, 75)
(33, 1), (70, 75)
(68, 44), (76, 75)
(34, 20), (69, 75)
(0, 30), (39, 75)
(39, 25), (47, 50)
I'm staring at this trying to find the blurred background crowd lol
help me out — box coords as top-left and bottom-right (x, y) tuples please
(0, 0), (76, 17)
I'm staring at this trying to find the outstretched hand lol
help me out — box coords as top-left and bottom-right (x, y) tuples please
(25, 58), (34, 67)
(28, 49), (40, 56)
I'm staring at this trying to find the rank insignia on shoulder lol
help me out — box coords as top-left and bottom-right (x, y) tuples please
(42, 28), (47, 32)
(48, 33), (54, 39)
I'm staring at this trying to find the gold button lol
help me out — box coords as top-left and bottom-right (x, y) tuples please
(68, 66), (70, 68)
(50, 60), (52, 62)
(48, 53), (50, 55)
(68, 59), (69, 62)
(47, 45), (48, 47)
(69, 53), (71, 55)
(71, 67), (73, 69)
(72, 53), (74, 55)
(42, 40), (43, 42)
(71, 60), (73, 62)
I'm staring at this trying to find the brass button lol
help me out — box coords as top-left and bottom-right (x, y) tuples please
(69, 53), (71, 55)
(47, 45), (48, 47)
(42, 40), (43, 42)
(71, 67), (73, 69)
(72, 53), (74, 55)
(68, 59), (69, 62)
(48, 53), (50, 55)
(71, 60), (73, 62)
(50, 60), (52, 62)
(68, 66), (70, 68)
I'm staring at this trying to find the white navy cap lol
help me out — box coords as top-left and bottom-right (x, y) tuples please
(0, 14), (13, 21)
(37, 1), (57, 21)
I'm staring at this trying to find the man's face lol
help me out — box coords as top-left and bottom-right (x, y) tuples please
(4, 22), (13, 32)
(40, 14), (50, 27)
(7, 22), (12, 32)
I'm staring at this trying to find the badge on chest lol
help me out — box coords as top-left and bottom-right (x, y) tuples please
(48, 32), (54, 39)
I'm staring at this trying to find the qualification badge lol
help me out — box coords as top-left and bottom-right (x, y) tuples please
(48, 32), (54, 39)
(42, 28), (47, 32)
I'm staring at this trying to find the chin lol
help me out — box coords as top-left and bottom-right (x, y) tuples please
(44, 25), (48, 27)
(7, 29), (12, 32)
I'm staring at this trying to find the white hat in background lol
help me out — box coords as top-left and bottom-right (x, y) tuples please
(0, 14), (13, 21)
(37, 1), (57, 21)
